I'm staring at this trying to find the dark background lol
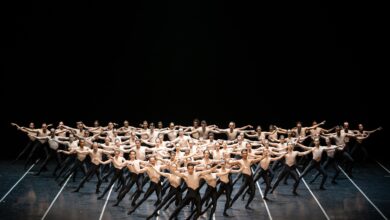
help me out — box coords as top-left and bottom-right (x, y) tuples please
(1, 1), (387, 159)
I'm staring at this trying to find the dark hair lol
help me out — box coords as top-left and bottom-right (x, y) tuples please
(187, 163), (195, 168)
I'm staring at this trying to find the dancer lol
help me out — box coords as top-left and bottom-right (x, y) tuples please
(23, 123), (51, 169)
(146, 163), (182, 219)
(11, 122), (37, 162)
(114, 150), (145, 206)
(248, 149), (285, 200)
(33, 128), (65, 176)
(57, 139), (89, 186)
(295, 138), (338, 190)
(270, 142), (312, 194)
(169, 163), (216, 220)
(229, 149), (266, 209)
(350, 124), (382, 160)
(200, 160), (243, 217)
(128, 155), (167, 215)
(97, 150), (128, 200)
(309, 138), (344, 184)
(73, 142), (113, 193)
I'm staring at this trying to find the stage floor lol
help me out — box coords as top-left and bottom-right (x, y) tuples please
(0, 159), (389, 220)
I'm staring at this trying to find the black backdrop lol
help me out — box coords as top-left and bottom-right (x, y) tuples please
(1, 1), (387, 159)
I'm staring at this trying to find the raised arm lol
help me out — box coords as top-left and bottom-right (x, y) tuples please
(324, 145), (339, 151)
(11, 123), (22, 130)
(62, 125), (78, 132)
(321, 126), (336, 133)
(198, 165), (217, 175)
(275, 126), (288, 134)
(270, 153), (287, 161)
(306, 120), (326, 130)
(250, 142), (263, 147)
(215, 128), (227, 134)
(209, 129), (221, 134)
(295, 142), (312, 151)
(57, 149), (76, 155)
(366, 127), (382, 134)
(181, 152), (199, 160)
(321, 132), (335, 137)
(297, 148), (313, 156)
(238, 125), (253, 130)
(251, 155), (265, 164)
(13, 125), (35, 134)
(245, 132), (259, 138)
(101, 149), (114, 155)
(172, 170), (187, 179)
(98, 158), (112, 165)
(21, 127), (39, 133)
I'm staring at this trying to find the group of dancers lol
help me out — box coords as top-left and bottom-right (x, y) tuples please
(10, 119), (382, 219)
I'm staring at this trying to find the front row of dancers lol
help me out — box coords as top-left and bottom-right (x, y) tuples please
(10, 120), (382, 219)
